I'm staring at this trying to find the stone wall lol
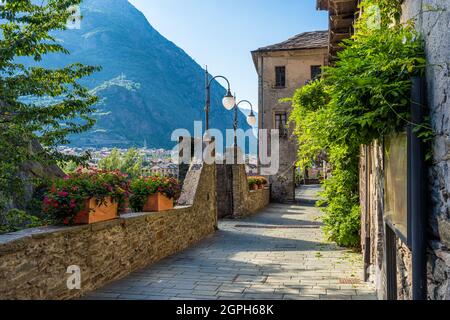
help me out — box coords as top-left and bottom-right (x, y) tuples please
(360, 0), (450, 300)
(0, 163), (217, 300)
(360, 141), (389, 300)
(231, 164), (270, 219)
(403, 0), (450, 300)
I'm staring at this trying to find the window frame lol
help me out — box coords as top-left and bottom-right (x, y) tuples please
(274, 112), (288, 137)
(274, 66), (286, 88)
(311, 65), (322, 81)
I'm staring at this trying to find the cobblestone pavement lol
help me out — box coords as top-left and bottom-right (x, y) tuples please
(85, 187), (377, 300)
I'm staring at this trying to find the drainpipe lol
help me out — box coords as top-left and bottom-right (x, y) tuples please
(410, 76), (427, 300)
(363, 145), (371, 282)
(257, 56), (264, 173)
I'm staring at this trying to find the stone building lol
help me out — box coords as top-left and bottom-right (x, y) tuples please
(146, 163), (179, 177)
(251, 31), (328, 203)
(318, 0), (450, 300)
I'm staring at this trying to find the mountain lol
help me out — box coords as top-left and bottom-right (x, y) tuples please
(24, 0), (252, 149)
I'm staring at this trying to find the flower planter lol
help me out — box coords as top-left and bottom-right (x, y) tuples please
(121, 197), (131, 214)
(142, 193), (174, 212)
(71, 197), (118, 225)
(251, 185), (258, 191)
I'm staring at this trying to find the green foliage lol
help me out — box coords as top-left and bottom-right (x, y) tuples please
(129, 176), (181, 212)
(59, 160), (79, 174)
(0, 209), (44, 234)
(288, 0), (429, 247)
(98, 148), (144, 179)
(0, 0), (100, 211)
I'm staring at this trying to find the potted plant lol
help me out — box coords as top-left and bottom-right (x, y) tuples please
(248, 177), (258, 191)
(258, 176), (268, 189)
(129, 176), (181, 212)
(42, 168), (129, 225)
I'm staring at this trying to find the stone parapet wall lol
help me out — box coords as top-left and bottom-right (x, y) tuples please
(244, 189), (271, 216)
(231, 164), (270, 218)
(0, 164), (217, 300)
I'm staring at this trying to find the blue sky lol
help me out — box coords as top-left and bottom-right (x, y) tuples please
(128, 0), (328, 111)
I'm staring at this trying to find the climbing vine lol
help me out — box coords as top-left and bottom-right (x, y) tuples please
(288, 0), (429, 247)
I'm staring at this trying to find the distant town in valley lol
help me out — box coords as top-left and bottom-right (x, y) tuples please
(57, 145), (259, 177)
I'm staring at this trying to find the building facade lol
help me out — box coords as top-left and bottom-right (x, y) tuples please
(251, 31), (328, 203)
(146, 163), (179, 177)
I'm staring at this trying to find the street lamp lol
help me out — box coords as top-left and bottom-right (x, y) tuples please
(205, 67), (235, 132)
(232, 95), (256, 148)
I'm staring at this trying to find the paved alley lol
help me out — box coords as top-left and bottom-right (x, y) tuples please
(85, 187), (376, 300)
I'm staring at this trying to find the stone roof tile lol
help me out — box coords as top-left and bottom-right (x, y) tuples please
(253, 30), (329, 52)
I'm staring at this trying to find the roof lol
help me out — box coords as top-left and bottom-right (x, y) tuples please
(316, 0), (359, 63)
(316, 0), (329, 10)
(252, 31), (329, 53)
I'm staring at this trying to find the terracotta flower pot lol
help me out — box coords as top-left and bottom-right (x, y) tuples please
(72, 197), (118, 225)
(143, 193), (174, 212)
(251, 185), (258, 191)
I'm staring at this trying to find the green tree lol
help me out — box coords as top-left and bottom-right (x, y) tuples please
(0, 0), (100, 210)
(98, 148), (143, 178)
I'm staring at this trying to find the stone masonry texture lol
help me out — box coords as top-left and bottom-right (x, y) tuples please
(360, 0), (450, 300)
(231, 164), (270, 219)
(403, 0), (450, 300)
(0, 164), (217, 300)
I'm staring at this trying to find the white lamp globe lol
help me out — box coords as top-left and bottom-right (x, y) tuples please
(247, 113), (257, 126)
(222, 91), (236, 110)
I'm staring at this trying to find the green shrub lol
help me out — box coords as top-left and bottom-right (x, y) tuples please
(0, 209), (43, 234)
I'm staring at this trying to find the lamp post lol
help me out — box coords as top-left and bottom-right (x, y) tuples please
(232, 96), (256, 148)
(204, 67), (235, 133)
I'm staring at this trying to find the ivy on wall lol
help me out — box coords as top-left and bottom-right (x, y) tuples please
(288, 0), (429, 247)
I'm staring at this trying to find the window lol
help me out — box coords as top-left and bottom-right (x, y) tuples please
(275, 66), (286, 88)
(275, 113), (287, 137)
(311, 65), (322, 80)
(384, 131), (409, 244)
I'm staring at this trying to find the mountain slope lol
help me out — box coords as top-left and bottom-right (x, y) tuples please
(29, 0), (252, 149)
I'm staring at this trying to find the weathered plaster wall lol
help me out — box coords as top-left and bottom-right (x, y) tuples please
(254, 48), (328, 203)
(0, 163), (217, 300)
